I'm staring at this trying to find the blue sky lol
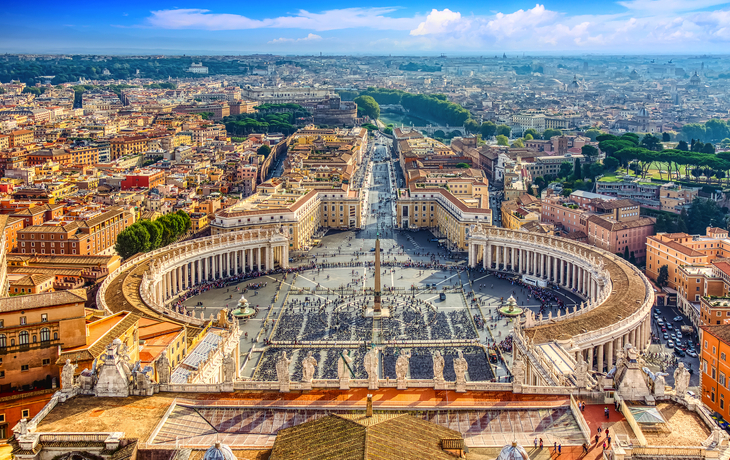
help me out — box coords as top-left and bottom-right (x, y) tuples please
(2, 0), (730, 54)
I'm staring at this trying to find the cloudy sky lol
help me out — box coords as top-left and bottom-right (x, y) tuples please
(2, 0), (730, 54)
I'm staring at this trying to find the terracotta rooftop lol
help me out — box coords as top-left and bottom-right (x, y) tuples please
(0, 288), (86, 312)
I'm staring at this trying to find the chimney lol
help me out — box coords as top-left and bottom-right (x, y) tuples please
(366, 394), (373, 417)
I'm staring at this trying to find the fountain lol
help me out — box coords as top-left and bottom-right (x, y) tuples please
(232, 294), (256, 319)
(498, 295), (523, 317)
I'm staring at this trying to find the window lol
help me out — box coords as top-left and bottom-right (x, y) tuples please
(722, 352), (726, 361)
(21, 409), (29, 418)
(41, 314), (47, 322)
(20, 316), (26, 325)
(40, 328), (50, 342)
(19, 331), (29, 345)
(721, 372), (727, 386)
(42, 358), (50, 365)
(0, 335), (5, 348)
(21, 364), (29, 371)
(713, 367), (717, 379)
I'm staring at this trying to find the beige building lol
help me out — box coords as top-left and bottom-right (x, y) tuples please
(396, 179), (491, 251)
(211, 180), (361, 250)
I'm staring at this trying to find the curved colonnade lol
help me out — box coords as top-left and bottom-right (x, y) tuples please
(98, 223), (653, 383)
(97, 229), (289, 325)
(468, 225), (654, 374)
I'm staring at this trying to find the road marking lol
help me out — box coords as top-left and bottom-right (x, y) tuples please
(436, 274), (458, 285)
(473, 275), (491, 283)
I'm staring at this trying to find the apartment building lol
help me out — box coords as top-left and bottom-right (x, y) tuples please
(16, 207), (134, 256)
(646, 227), (730, 288)
(596, 176), (700, 213)
(541, 193), (654, 262)
(0, 289), (87, 392)
(700, 326), (730, 418)
(9, 129), (34, 147)
(121, 170), (166, 190)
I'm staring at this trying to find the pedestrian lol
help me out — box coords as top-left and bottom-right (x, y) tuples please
(595, 434), (599, 445)
(597, 426), (602, 435)
(553, 441), (557, 452)
(534, 438), (538, 449)
(582, 443), (588, 454)
(558, 444), (561, 455)
(603, 440), (606, 451)
(539, 438), (543, 448)
(607, 435), (612, 445)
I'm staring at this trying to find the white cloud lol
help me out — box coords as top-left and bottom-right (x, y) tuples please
(147, 8), (420, 31)
(142, 3), (730, 52)
(410, 9), (463, 36)
(406, 3), (730, 50)
(617, 0), (730, 14)
(269, 33), (323, 44)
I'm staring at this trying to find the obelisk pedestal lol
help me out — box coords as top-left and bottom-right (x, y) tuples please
(366, 236), (389, 317)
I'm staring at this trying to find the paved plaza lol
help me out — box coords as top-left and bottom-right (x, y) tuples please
(178, 139), (591, 386)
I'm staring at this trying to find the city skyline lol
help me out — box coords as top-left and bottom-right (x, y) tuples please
(2, 0), (730, 54)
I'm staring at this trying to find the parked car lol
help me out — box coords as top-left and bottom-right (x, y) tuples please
(657, 320), (665, 326)
(667, 324), (673, 330)
(674, 316), (684, 322)
(439, 293), (446, 301)
(663, 333), (669, 340)
(668, 340), (675, 348)
(675, 349), (686, 357)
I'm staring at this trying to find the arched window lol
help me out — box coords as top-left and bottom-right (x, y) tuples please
(40, 328), (50, 342)
(0, 334), (5, 348)
(53, 332), (58, 340)
(19, 331), (29, 345)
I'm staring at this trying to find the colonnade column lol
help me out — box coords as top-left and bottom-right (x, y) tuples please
(606, 340), (613, 370)
(257, 247), (262, 272)
(597, 343), (604, 373)
(249, 249), (254, 272)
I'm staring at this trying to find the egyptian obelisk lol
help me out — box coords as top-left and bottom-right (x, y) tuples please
(374, 235), (381, 312)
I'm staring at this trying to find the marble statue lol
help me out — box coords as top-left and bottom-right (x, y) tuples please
(674, 362), (691, 398)
(364, 348), (379, 389)
(454, 351), (468, 388)
(223, 353), (236, 383)
(156, 351), (171, 385)
(302, 351), (318, 382)
(654, 372), (667, 397)
(275, 351), (292, 385)
(61, 358), (77, 391)
(337, 351), (353, 379)
(395, 351), (411, 380)
(433, 351), (445, 382)
(19, 418), (28, 436)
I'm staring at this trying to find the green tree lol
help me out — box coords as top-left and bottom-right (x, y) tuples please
(573, 159), (582, 179)
(584, 163), (605, 180)
(702, 143), (716, 154)
(543, 128), (562, 139)
(523, 128), (539, 139)
(657, 265), (669, 287)
(677, 140), (689, 151)
(354, 95), (380, 119)
(496, 125), (511, 137)
(496, 135), (509, 146)
(480, 121), (497, 139)
(662, 132), (671, 142)
(581, 145), (599, 162)
(115, 224), (150, 259)
(641, 134), (662, 151)
(623, 246), (630, 260)
(257, 144), (272, 158)
(139, 220), (163, 250)
(456, 162), (470, 168)
(524, 133), (534, 140)
(558, 161), (573, 178)
(176, 210), (192, 232)
(464, 119), (480, 134)
(562, 188), (573, 197)
(603, 157), (619, 170)
(512, 138), (525, 148)
(584, 129), (602, 141)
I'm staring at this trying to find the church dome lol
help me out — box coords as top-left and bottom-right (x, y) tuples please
(496, 442), (530, 460)
(204, 442), (235, 460)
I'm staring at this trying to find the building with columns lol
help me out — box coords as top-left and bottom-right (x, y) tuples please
(468, 225), (654, 380)
(211, 181), (361, 250)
